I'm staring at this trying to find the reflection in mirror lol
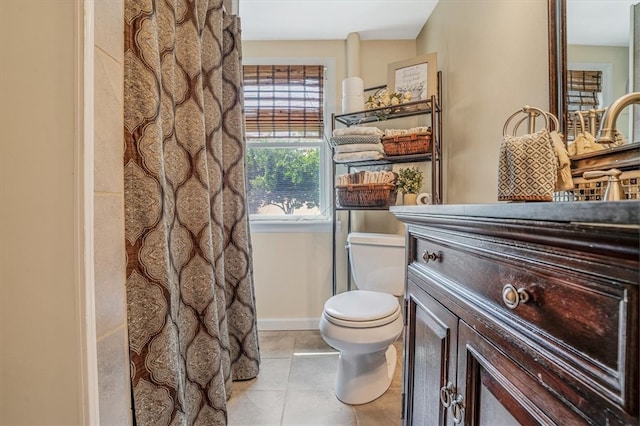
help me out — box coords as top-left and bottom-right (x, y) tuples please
(552, 0), (640, 202)
(563, 0), (638, 145)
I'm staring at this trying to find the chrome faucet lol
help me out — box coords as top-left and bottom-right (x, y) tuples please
(597, 92), (640, 143)
(582, 169), (625, 201)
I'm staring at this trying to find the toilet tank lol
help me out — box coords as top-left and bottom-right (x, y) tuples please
(347, 232), (406, 296)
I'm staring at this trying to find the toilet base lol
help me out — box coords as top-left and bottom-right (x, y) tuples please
(334, 344), (397, 405)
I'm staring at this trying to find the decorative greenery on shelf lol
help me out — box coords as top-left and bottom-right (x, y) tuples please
(396, 167), (423, 194)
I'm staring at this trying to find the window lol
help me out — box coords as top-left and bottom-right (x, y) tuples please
(566, 69), (603, 140)
(243, 64), (328, 221)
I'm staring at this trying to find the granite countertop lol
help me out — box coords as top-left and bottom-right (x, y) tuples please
(390, 201), (640, 226)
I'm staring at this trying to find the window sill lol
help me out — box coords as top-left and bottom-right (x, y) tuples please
(250, 219), (340, 233)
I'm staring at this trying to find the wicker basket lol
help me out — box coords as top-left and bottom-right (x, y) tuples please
(382, 132), (431, 156)
(336, 183), (397, 208)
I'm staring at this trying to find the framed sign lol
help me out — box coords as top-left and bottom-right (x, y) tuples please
(388, 53), (438, 101)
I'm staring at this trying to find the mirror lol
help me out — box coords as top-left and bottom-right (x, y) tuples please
(551, 0), (639, 203)
(552, 0), (638, 141)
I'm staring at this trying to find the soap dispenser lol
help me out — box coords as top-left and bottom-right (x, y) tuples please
(582, 168), (625, 201)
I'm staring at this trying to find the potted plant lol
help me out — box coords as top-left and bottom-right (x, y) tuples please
(396, 166), (423, 204)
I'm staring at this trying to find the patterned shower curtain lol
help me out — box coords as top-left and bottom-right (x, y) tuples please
(123, 1), (260, 424)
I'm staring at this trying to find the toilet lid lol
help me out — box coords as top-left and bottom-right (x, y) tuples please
(324, 290), (401, 328)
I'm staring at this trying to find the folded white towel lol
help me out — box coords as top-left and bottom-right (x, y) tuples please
(330, 135), (382, 145)
(384, 127), (431, 137)
(335, 143), (385, 154)
(333, 127), (384, 137)
(333, 151), (384, 163)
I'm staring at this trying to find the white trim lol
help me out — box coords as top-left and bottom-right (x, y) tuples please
(250, 219), (341, 233)
(75, 0), (100, 424)
(257, 318), (321, 331)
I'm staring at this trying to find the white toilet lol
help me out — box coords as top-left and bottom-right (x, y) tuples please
(319, 232), (406, 405)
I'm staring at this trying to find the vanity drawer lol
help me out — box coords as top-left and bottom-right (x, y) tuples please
(408, 227), (636, 413)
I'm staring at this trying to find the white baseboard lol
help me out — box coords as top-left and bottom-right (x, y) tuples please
(257, 317), (320, 331)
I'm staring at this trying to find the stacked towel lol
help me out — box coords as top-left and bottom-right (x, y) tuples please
(384, 127), (431, 137)
(330, 135), (383, 146)
(334, 143), (385, 154)
(568, 131), (605, 156)
(567, 130), (627, 156)
(333, 127), (383, 137)
(331, 127), (384, 163)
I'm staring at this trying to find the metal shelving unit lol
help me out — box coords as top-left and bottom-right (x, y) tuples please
(329, 71), (443, 295)
(334, 99), (437, 127)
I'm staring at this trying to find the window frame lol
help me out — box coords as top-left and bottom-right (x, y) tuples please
(243, 57), (336, 232)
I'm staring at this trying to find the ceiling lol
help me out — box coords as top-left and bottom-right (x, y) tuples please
(238, 1), (638, 46)
(568, 0), (638, 46)
(238, 0), (439, 40)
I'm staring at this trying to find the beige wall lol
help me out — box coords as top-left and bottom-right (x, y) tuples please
(93, 0), (131, 424)
(568, 44), (630, 137)
(417, 0), (550, 204)
(247, 0), (553, 326)
(0, 1), (84, 424)
(0, 1), (556, 421)
(1, 1), (130, 424)
(244, 39), (417, 327)
(245, 0), (552, 325)
(568, 45), (629, 103)
(246, 0), (552, 325)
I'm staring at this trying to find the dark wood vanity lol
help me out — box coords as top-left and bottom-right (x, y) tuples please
(392, 202), (639, 425)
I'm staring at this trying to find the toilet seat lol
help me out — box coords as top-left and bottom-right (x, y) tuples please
(323, 290), (401, 328)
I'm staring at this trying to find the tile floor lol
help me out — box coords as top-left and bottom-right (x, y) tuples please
(227, 330), (404, 426)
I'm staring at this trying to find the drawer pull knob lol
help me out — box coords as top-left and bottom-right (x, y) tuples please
(439, 381), (455, 408)
(502, 284), (530, 309)
(422, 250), (440, 263)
